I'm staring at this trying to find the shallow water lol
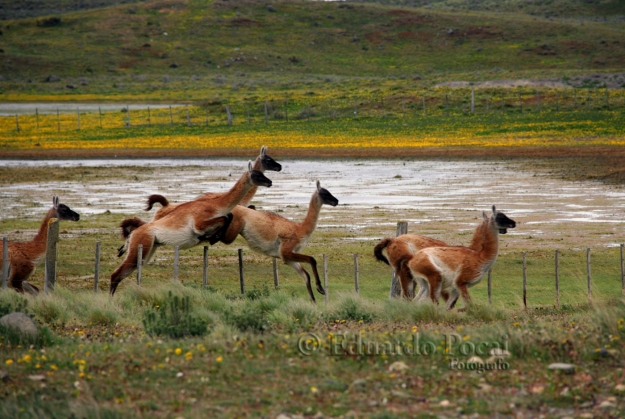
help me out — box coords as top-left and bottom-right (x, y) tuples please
(0, 103), (184, 116)
(1, 158), (624, 248)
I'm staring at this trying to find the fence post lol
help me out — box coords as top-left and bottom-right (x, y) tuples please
(536, 90), (540, 112)
(486, 94), (489, 113)
(487, 268), (492, 305)
(401, 96), (405, 118)
(323, 254), (328, 305)
(390, 221), (408, 298)
(15, 114), (20, 132)
(137, 244), (143, 285)
(2, 237), (8, 289)
(173, 246), (180, 282)
(555, 250), (559, 308)
(501, 93), (505, 112)
(148, 106), (151, 126)
(422, 96), (426, 117)
(226, 105), (233, 125)
(77, 107), (81, 130)
(574, 89), (577, 110)
(238, 249), (245, 294)
(126, 105), (130, 127)
(621, 243), (624, 295)
(354, 253), (360, 295)
(555, 92), (559, 112)
(169, 105), (173, 125)
(587, 248), (592, 301)
(353, 99), (358, 118)
(57, 108), (61, 131)
(99, 107), (102, 128)
(187, 108), (191, 126)
(519, 93), (523, 113)
(606, 87), (610, 110)
(44, 219), (60, 294)
(470, 87), (475, 114)
(273, 257), (279, 289)
(445, 95), (449, 116)
(35, 108), (39, 130)
(522, 252), (527, 309)
(94, 242), (101, 293)
(203, 246), (208, 288)
(284, 100), (288, 122)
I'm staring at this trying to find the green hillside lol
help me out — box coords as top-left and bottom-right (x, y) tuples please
(0, 0), (624, 100)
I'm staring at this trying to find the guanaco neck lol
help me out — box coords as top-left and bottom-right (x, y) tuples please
(299, 193), (323, 237)
(31, 207), (57, 256)
(239, 157), (263, 207)
(215, 171), (255, 214)
(468, 218), (499, 270)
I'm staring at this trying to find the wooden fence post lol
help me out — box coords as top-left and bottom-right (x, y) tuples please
(238, 249), (245, 294)
(621, 243), (624, 295)
(99, 107), (102, 128)
(574, 89), (578, 110)
(587, 248), (592, 301)
(445, 95), (449, 116)
(203, 246), (208, 288)
(501, 93), (505, 112)
(353, 99), (358, 118)
(273, 257), (279, 289)
(487, 268), (492, 305)
(470, 87), (475, 114)
(173, 246), (180, 282)
(555, 92), (559, 112)
(422, 96), (426, 116)
(247, 104), (251, 124)
(35, 108), (39, 130)
(486, 94), (489, 113)
(555, 249), (560, 308)
(126, 105), (130, 127)
(2, 237), (8, 289)
(354, 253), (360, 295)
(77, 107), (81, 130)
(44, 219), (60, 294)
(284, 100), (288, 122)
(606, 87), (610, 110)
(137, 244), (143, 285)
(519, 93), (523, 113)
(169, 105), (173, 125)
(186, 108), (191, 126)
(148, 106), (151, 126)
(522, 252), (527, 309)
(94, 242), (101, 293)
(390, 221), (408, 298)
(323, 254), (329, 305)
(57, 108), (61, 131)
(15, 114), (20, 132)
(226, 105), (232, 125)
(536, 90), (540, 112)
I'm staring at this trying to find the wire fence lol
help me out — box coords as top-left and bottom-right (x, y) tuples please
(2, 87), (625, 134)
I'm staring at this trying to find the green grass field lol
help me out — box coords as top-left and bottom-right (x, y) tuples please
(2, 0), (625, 417)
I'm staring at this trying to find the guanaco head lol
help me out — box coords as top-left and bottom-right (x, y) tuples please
(258, 145), (282, 172)
(248, 160), (272, 188)
(52, 196), (80, 221)
(484, 205), (516, 234)
(316, 180), (339, 207)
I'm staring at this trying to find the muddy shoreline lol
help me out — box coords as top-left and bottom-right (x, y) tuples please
(2, 145), (624, 186)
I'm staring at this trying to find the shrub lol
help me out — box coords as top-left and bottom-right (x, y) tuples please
(143, 292), (210, 339)
(224, 303), (269, 333)
(0, 292), (28, 317)
(0, 323), (56, 348)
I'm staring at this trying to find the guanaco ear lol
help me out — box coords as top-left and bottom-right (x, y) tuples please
(316, 180), (321, 191)
(261, 145), (267, 156)
(53, 196), (59, 209)
(248, 160), (253, 172)
(492, 205), (497, 215)
(482, 211), (488, 221)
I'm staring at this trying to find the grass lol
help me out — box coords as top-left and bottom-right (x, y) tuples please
(1, 284), (625, 417)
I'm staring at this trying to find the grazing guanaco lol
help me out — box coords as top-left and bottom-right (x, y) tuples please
(397, 206), (516, 309)
(0, 197), (80, 294)
(374, 234), (449, 298)
(109, 161), (272, 295)
(215, 180), (339, 303)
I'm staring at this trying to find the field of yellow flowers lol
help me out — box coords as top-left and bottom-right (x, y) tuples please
(1, 105), (625, 154)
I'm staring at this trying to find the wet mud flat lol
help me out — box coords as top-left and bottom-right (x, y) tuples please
(1, 158), (623, 252)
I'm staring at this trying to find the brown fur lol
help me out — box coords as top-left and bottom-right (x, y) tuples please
(374, 234), (449, 274)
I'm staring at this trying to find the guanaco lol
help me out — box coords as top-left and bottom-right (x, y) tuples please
(216, 180), (339, 303)
(109, 161), (272, 295)
(0, 197), (80, 294)
(398, 206), (516, 309)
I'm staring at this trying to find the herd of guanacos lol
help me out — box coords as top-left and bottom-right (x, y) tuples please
(1, 146), (516, 308)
